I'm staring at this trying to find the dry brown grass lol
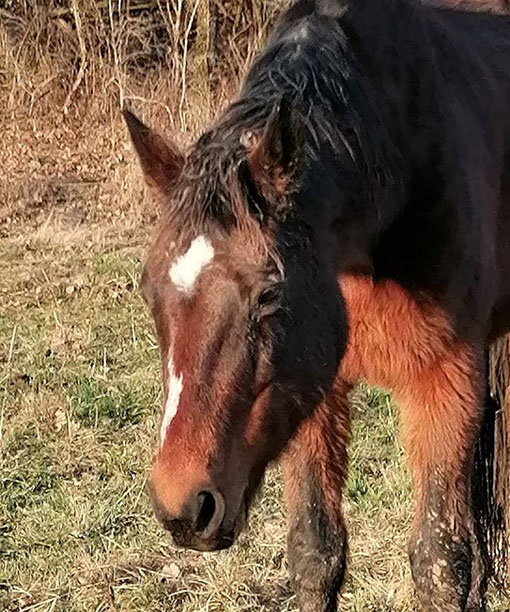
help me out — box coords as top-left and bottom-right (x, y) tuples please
(1, 0), (281, 121)
(0, 0), (284, 242)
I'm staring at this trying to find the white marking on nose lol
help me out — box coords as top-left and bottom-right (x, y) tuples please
(160, 354), (183, 447)
(169, 235), (214, 295)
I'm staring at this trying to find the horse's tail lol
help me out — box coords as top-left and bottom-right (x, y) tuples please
(473, 335), (510, 590)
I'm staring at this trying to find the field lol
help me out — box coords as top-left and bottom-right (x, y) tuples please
(1, 1), (509, 611)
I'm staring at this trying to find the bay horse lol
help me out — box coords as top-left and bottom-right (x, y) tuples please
(123, 0), (510, 609)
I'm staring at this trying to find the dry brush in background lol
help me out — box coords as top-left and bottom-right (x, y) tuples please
(0, 0), (286, 236)
(2, 0), (286, 123)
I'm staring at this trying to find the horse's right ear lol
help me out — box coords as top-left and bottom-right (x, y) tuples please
(123, 109), (185, 201)
(243, 99), (304, 202)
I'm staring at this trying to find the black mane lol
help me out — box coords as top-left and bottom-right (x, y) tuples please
(167, 0), (510, 235)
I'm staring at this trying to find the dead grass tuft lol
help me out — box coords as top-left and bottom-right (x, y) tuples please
(0, 1), (283, 240)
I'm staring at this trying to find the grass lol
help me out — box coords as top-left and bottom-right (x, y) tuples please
(1, 116), (509, 610)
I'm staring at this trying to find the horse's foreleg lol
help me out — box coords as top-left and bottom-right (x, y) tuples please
(399, 347), (487, 612)
(282, 382), (351, 612)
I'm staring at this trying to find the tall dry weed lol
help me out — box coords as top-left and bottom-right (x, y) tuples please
(0, 0), (284, 130)
(0, 1), (285, 233)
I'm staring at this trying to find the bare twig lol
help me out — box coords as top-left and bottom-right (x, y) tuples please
(63, 0), (88, 114)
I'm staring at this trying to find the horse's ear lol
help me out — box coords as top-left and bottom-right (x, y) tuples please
(243, 99), (304, 200)
(123, 109), (184, 201)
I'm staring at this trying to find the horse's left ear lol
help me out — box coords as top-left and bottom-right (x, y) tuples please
(243, 99), (304, 199)
(123, 108), (185, 202)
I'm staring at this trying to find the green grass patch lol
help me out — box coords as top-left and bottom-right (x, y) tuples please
(68, 377), (150, 429)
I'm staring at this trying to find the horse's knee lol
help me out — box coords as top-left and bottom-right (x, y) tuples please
(283, 395), (350, 612)
(287, 476), (347, 612)
(409, 500), (487, 612)
(409, 526), (470, 610)
(397, 349), (488, 610)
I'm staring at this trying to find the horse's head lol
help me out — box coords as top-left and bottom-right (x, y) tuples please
(125, 105), (345, 551)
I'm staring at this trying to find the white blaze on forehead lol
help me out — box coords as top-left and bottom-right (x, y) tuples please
(169, 235), (214, 294)
(160, 353), (183, 447)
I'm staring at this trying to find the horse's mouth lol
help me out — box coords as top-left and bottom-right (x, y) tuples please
(174, 531), (236, 552)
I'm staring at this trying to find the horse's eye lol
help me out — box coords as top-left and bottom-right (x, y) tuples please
(256, 285), (281, 318)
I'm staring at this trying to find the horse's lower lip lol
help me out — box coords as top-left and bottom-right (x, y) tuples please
(173, 532), (235, 552)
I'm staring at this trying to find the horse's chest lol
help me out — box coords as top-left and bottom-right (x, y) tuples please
(339, 274), (456, 392)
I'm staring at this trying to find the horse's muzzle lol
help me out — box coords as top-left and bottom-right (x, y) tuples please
(150, 485), (241, 551)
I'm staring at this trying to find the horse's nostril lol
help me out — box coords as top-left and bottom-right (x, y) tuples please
(196, 491), (216, 532)
(195, 489), (225, 538)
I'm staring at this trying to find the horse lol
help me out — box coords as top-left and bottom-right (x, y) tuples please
(123, 0), (510, 609)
